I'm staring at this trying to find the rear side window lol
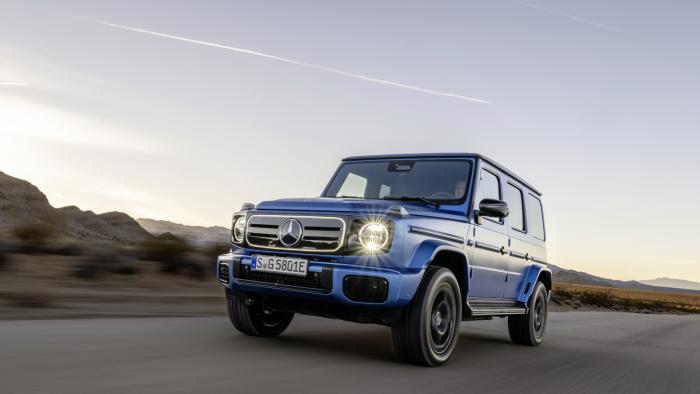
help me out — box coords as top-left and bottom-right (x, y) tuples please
(526, 194), (545, 240)
(475, 169), (501, 223)
(505, 183), (525, 231)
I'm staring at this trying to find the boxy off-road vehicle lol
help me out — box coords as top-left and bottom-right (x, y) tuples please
(218, 153), (551, 366)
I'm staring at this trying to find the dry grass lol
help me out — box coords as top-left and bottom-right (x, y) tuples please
(552, 283), (700, 314)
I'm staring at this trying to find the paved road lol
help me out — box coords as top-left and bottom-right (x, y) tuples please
(1, 312), (699, 394)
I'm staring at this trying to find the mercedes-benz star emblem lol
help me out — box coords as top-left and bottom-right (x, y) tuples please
(279, 219), (303, 247)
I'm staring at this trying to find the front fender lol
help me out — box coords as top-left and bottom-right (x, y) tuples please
(405, 239), (470, 300)
(517, 264), (552, 303)
(407, 239), (467, 270)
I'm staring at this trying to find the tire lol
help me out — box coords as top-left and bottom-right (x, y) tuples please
(508, 281), (548, 346)
(392, 266), (462, 366)
(227, 294), (294, 337)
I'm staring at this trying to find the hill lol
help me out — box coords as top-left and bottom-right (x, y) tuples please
(550, 264), (700, 295)
(0, 171), (152, 244)
(639, 277), (700, 291)
(136, 218), (229, 246)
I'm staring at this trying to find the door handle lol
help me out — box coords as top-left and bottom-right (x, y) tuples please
(500, 246), (507, 255)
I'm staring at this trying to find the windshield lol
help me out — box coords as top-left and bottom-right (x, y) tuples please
(323, 160), (472, 204)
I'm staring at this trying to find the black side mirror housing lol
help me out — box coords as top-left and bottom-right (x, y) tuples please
(478, 198), (509, 219)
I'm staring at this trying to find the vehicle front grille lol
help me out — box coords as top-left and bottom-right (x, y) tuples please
(246, 215), (346, 253)
(233, 262), (332, 293)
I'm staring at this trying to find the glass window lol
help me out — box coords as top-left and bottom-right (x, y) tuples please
(379, 184), (391, 199)
(324, 160), (471, 204)
(475, 169), (500, 202)
(335, 173), (367, 198)
(526, 194), (545, 240)
(475, 169), (501, 223)
(505, 183), (525, 231)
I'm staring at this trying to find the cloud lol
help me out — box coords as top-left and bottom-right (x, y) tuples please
(79, 181), (209, 226)
(0, 94), (159, 153)
(0, 81), (30, 86)
(94, 20), (491, 105)
(518, 1), (624, 33)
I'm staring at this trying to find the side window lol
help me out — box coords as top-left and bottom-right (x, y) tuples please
(505, 183), (525, 232)
(335, 173), (367, 198)
(475, 169), (501, 223)
(526, 194), (545, 240)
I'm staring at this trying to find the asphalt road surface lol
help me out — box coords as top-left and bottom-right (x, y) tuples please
(2, 311), (699, 394)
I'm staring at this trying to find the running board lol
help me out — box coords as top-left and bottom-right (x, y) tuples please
(469, 307), (527, 316)
(465, 298), (528, 318)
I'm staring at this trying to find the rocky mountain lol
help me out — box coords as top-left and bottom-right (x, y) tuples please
(551, 264), (700, 295)
(0, 171), (152, 244)
(0, 171), (60, 229)
(639, 278), (700, 291)
(136, 218), (229, 246)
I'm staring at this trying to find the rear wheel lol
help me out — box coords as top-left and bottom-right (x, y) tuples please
(227, 294), (294, 337)
(508, 281), (548, 346)
(391, 266), (462, 366)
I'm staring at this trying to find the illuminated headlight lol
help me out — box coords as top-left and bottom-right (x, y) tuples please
(358, 222), (389, 251)
(232, 216), (246, 243)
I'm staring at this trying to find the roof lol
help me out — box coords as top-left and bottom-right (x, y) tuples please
(342, 153), (542, 196)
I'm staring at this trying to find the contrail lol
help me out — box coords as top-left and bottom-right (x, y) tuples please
(0, 81), (29, 86)
(95, 20), (491, 105)
(518, 1), (623, 33)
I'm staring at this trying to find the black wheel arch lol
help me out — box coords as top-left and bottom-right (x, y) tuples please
(537, 270), (552, 295)
(426, 248), (468, 302)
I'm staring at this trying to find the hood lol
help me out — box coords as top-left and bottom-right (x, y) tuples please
(255, 197), (467, 219)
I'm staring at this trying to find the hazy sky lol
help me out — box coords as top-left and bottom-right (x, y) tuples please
(1, 1), (699, 282)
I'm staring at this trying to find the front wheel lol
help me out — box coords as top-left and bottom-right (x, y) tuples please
(508, 281), (548, 346)
(227, 294), (294, 337)
(391, 266), (462, 366)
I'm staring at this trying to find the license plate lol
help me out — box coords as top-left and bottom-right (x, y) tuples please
(252, 255), (308, 276)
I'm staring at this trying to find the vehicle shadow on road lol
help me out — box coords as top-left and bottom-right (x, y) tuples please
(269, 326), (397, 363)
(235, 324), (515, 365)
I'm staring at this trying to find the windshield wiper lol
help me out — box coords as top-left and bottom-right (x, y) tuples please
(382, 195), (440, 209)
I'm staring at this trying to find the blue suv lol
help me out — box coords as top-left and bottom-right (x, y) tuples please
(217, 153), (551, 366)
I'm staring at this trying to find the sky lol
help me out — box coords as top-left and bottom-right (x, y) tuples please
(1, 0), (699, 282)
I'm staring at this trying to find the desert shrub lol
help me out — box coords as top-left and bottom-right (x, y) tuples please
(12, 224), (55, 254)
(2, 291), (53, 308)
(45, 242), (85, 256)
(112, 263), (140, 276)
(184, 261), (206, 279)
(158, 259), (205, 280)
(72, 261), (141, 279)
(12, 224), (54, 243)
(136, 236), (192, 262)
(579, 289), (615, 308)
(137, 236), (208, 279)
(86, 249), (123, 264)
(72, 262), (104, 279)
(202, 242), (231, 258)
(71, 248), (140, 279)
(134, 236), (211, 279)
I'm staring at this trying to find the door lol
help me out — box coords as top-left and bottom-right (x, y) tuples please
(469, 167), (509, 299)
(504, 181), (530, 299)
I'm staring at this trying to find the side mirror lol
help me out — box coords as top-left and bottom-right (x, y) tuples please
(478, 198), (509, 219)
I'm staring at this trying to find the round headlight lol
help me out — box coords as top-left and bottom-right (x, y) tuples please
(233, 216), (246, 243)
(358, 222), (389, 251)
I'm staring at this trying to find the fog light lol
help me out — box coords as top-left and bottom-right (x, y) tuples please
(343, 275), (388, 303)
(218, 263), (230, 284)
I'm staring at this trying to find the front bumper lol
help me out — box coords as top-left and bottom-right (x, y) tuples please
(217, 253), (422, 307)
